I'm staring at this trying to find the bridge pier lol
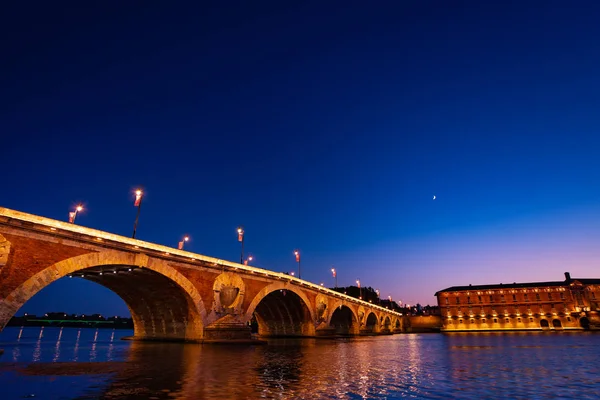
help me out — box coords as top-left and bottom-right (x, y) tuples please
(203, 315), (253, 342)
(315, 322), (336, 337)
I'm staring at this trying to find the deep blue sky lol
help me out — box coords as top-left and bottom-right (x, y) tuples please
(3, 1), (600, 316)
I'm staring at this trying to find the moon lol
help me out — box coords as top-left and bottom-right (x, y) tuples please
(433, 195), (436, 200)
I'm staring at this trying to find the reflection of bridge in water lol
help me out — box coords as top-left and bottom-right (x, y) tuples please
(0, 207), (405, 342)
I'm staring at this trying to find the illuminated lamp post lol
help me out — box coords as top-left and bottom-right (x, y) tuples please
(331, 267), (337, 288)
(294, 250), (301, 279)
(237, 227), (244, 264)
(376, 289), (380, 304)
(132, 189), (143, 239)
(244, 255), (253, 266)
(178, 236), (189, 250)
(68, 205), (83, 224)
(356, 279), (362, 300)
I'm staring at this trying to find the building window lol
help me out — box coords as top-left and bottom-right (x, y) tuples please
(535, 293), (541, 301)
(524, 293), (529, 301)
(478, 295), (482, 303)
(445, 298), (449, 305)
(471, 319), (474, 323)
(592, 292), (596, 300)
(459, 319), (463, 324)
(518, 318), (521, 322)
(529, 318), (533, 322)
(489, 295), (493, 302)
(456, 297), (460, 304)
(505, 318), (509, 322)
(560, 292), (565, 300)
(548, 293), (553, 300)
(501, 295), (505, 302)
(493, 318), (498, 323)
(482, 318), (486, 323)
(512, 294), (517, 302)
(567, 317), (571, 322)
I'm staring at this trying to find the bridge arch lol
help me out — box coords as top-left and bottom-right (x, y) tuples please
(364, 311), (379, 333)
(0, 251), (207, 341)
(382, 316), (392, 332)
(245, 282), (315, 337)
(327, 302), (359, 335)
(326, 300), (359, 326)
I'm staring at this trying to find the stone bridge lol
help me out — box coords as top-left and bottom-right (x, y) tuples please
(0, 207), (404, 342)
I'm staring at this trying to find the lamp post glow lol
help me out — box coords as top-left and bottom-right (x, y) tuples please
(294, 250), (301, 279)
(132, 189), (143, 239)
(376, 289), (380, 305)
(356, 279), (362, 300)
(68, 205), (83, 224)
(331, 267), (337, 288)
(244, 255), (253, 266)
(178, 236), (189, 250)
(237, 227), (244, 264)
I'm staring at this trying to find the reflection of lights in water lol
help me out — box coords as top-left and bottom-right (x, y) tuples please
(355, 340), (375, 399)
(12, 346), (20, 362)
(333, 341), (351, 399)
(107, 329), (115, 361)
(32, 327), (44, 362)
(53, 327), (64, 362)
(90, 329), (99, 362)
(17, 326), (23, 341)
(73, 329), (81, 361)
(405, 334), (423, 391)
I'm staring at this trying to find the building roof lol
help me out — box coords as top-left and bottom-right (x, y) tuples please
(435, 277), (600, 295)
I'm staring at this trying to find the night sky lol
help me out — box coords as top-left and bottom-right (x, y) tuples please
(3, 1), (600, 317)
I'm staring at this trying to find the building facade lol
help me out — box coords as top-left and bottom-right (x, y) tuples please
(435, 273), (600, 332)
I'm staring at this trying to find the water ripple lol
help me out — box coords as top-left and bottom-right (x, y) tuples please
(1, 328), (600, 399)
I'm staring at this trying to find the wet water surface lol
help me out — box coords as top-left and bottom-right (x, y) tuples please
(1, 327), (599, 399)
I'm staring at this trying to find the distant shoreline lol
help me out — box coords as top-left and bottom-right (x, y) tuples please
(5, 323), (133, 330)
(6, 316), (133, 330)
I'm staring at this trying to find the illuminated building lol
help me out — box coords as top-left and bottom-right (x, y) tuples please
(435, 273), (600, 331)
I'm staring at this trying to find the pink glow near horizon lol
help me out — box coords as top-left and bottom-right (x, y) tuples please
(333, 207), (600, 306)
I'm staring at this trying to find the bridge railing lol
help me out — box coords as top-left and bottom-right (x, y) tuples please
(0, 207), (403, 317)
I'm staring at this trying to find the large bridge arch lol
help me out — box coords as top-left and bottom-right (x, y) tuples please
(364, 311), (379, 334)
(326, 300), (359, 326)
(0, 250), (207, 341)
(245, 282), (316, 337)
(382, 316), (392, 332)
(327, 301), (360, 335)
(393, 317), (401, 331)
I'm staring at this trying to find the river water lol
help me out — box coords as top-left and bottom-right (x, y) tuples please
(0, 327), (599, 399)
